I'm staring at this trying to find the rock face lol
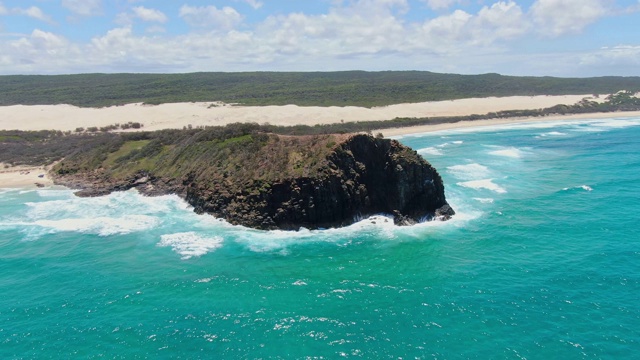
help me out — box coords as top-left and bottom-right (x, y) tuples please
(53, 134), (454, 230)
(182, 134), (454, 229)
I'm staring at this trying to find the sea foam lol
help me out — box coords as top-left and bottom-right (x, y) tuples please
(458, 179), (507, 194)
(33, 215), (159, 236)
(562, 185), (593, 192)
(418, 147), (444, 156)
(158, 232), (224, 259)
(447, 163), (491, 180)
(488, 147), (524, 159)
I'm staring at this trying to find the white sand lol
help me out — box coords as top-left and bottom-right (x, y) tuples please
(0, 95), (600, 132)
(3, 93), (639, 189)
(0, 164), (54, 189)
(380, 111), (640, 136)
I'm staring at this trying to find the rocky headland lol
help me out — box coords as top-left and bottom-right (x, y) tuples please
(48, 128), (454, 230)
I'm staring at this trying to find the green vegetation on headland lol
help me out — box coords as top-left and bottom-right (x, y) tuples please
(0, 125), (453, 229)
(2, 91), (639, 169)
(2, 71), (640, 108)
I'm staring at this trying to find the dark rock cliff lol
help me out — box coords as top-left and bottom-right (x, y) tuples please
(53, 134), (454, 230)
(181, 134), (454, 229)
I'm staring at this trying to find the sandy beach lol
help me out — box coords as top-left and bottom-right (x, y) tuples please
(0, 164), (54, 189)
(2, 94), (640, 188)
(0, 94), (608, 132)
(380, 110), (640, 136)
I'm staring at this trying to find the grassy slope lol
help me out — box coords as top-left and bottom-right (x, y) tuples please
(2, 71), (640, 108)
(46, 126), (347, 189)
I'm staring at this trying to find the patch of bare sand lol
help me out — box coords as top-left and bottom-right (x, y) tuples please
(0, 95), (601, 132)
(0, 163), (54, 189)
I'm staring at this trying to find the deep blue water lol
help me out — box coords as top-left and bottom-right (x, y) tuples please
(1, 117), (639, 358)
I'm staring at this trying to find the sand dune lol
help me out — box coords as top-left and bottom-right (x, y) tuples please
(0, 95), (600, 132)
(4, 94), (640, 188)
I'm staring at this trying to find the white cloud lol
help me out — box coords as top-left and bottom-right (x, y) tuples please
(179, 5), (243, 31)
(472, 1), (528, 43)
(132, 6), (167, 23)
(13, 6), (54, 23)
(0, 0), (632, 76)
(423, 0), (460, 10)
(580, 45), (640, 68)
(412, 1), (526, 52)
(62, 0), (102, 17)
(239, 0), (263, 10)
(530, 0), (609, 36)
(4, 29), (83, 73)
(0, 2), (7, 15)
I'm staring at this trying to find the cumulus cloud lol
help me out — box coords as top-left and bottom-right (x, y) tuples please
(581, 45), (640, 67)
(132, 6), (167, 23)
(530, 0), (609, 36)
(13, 6), (54, 23)
(62, 0), (102, 17)
(423, 0), (461, 10)
(239, 0), (263, 10)
(472, 1), (528, 42)
(0, 0), (632, 76)
(179, 5), (243, 31)
(413, 1), (527, 52)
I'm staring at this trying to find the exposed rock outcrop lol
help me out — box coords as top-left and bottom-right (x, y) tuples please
(53, 134), (454, 230)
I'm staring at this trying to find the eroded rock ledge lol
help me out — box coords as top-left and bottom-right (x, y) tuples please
(53, 133), (454, 230)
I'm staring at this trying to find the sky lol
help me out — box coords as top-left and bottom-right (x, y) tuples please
(0, 0), (639, 76)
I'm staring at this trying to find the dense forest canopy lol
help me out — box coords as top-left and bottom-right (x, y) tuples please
(2, 71), (640, 108)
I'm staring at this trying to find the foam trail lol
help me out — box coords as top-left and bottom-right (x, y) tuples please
(562, 185), (593, 192)
(158, 232), (224, 260)
(488, 147), (523, 159)
(231, 208), (479, 253)
(33, 215), (159, 236)
(447, 164), (490, 180)
(540, 131), (566, 137)
(458, 179), (507, 194)
(418, 147), (443, 156)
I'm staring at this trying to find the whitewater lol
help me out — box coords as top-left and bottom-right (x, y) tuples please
(1, 117), (639, 358)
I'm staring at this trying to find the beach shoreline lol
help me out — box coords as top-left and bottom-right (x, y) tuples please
(2, 94), (639, 189)
(0, 164), (54, 189)
(0, 94), (605, 132)
(379, 111), (640, 137)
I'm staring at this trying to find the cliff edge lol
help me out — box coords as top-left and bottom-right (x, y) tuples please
(51, 129), (454, 230)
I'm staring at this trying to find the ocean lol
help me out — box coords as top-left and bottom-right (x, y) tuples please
(1, 117), (639, 359)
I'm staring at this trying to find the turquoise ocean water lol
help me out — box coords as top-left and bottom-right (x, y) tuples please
(1, 117), (639, 358)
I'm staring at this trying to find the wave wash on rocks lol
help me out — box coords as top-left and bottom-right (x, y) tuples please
(53, 133), (454, 230)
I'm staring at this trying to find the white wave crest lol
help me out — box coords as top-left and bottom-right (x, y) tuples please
(590, 118), (640, 129)
(418, 147), (443, 156)
(26, 190), (188, 220)
(488, 147), (524, 158)
(33, 215), (159, 236)
(540, 131), (567, 137)
(473, 198), (494, 204)
(562, 185), (593, 192)
(231, 210), (477, 253)
(158, 232), (224, 260)
(458, 179), (507, 194)
(447, 163), (491, 180)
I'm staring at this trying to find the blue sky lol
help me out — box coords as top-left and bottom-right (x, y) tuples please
(0, 0), (639, 76)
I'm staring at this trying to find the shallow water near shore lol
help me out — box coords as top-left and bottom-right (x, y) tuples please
(2, 117), (639, 358)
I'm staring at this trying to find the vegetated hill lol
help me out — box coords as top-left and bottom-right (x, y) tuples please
(0, 124), (454, 230)
(2, 71), (640, 108)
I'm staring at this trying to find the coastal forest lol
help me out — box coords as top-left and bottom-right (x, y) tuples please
(2, 71), (640, 108)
